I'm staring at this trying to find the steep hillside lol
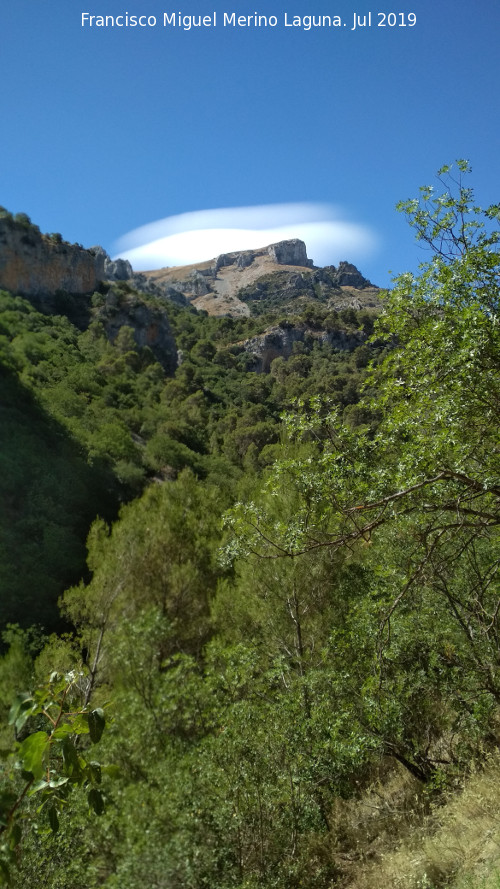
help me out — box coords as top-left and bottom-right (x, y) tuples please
(0, 212), (384, 635)
(2, 172), (500, 889)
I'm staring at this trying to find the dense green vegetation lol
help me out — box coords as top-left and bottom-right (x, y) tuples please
(1, 163), (499, 888)
(0, 279), (378, 631)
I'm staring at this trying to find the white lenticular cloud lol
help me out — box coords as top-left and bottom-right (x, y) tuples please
(113, 203), (378, 270)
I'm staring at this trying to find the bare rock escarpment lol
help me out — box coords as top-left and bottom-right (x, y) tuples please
(0, 217), (104, 298)
(267, 238), (313, 267)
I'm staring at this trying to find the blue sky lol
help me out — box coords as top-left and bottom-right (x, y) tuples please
(1, 0), (498, 286)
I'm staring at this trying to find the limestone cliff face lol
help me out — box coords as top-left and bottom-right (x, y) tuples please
(91, 245), (133, 282)
(0, 218), (104, 297)
(267, 239), (313, 267)
(213, 238), (313, 275)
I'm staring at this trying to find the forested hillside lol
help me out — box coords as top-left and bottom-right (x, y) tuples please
(0, 244), (379, 631)
(1, 163), (499, 889)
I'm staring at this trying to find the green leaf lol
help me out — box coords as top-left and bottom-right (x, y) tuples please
(87, 709), (105, 744)
(8, 695), (35, 733)
(29, 779), (49, 795)
(87, 788), (105, 816)
(49, 776), (69, 789)
(51, 723), (73, 740)
(8, 693), (30, 725)
(48, 806), (59, 834)
(102, 764), (121, 779)
(17, 732), (49, 780)
(56, 713), (90, 736)
(61, 737), (82, 779)
(87, 761), (102, 785)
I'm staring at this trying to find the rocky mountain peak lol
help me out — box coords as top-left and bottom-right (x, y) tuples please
(213, 238), (312, 275)
(267, 239), (313, 267)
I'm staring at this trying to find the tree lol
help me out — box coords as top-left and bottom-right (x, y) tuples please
(224, 162), (500, 781)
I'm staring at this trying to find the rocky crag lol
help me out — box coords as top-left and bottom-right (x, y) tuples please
(142, 239), (379, 317)
(241, 322), (368, 373)
(0, 217), (188, 307)
(0, 216), (104, 299)
(95, 287), (179, 373)
(0, 215), (378, 319)
(0, 215), (181, 370)
(91, 245), (187, 306)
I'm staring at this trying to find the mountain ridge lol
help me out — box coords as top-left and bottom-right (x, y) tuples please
(0, 209), (379, 320)
(140, 237), (379, 316)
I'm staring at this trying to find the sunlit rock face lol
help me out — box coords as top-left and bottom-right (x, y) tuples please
(213, 239), (312, 274)
(267, 239), (313, 267)
(90, 246), (133, 282)
(0, 218), (103, 297)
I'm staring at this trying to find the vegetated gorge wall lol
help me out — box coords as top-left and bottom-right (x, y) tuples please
(0, 218), (104, 297)
(0, 220), (378, 375)
(0, 217), (180, 371)
(243, 323), (367, 373)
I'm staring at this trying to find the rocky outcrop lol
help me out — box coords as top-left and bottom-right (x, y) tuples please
(213, 239), (312, 275)
(98, 290), (178, 373)
(91, 246), (133, 282)
(146, 241), (378, 317)
(128, 274), (188, 306)
(321, 261), (372, 289)
(92, 246), (188, 306)
(0, 218), (103, 298)
(0, 219), (187, 312)
(242, 323), (366, 373)
(267, 239), (313, 267)
(0, 218), (180, 371)
(213, 250), (256, 273)
(236, 263), (379, 312)
(166, 270), (211, 298)
(236, 251), (255, 269)
(214, 253), (240, 273)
